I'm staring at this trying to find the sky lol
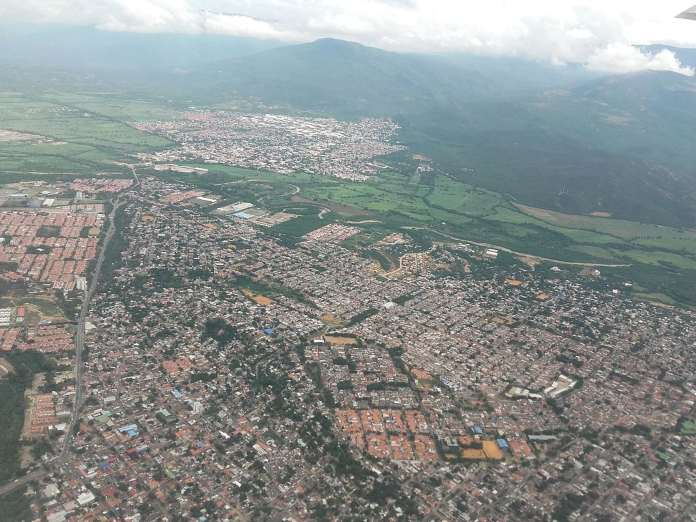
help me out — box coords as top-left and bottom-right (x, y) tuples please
(3, 0), (696, 75)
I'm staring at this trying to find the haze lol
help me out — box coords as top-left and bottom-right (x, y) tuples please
(2, 0), (696, 74)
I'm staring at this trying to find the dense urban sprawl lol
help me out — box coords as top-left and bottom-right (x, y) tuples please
(2, 176), (695, 521)
(134, 112), (405, 181)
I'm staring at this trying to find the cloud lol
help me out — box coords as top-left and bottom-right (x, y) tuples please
(2, 0), (696, 75)
(199, 12), (297, 40)
(587, 43), (695, 76)
(95, 7), (298, 40)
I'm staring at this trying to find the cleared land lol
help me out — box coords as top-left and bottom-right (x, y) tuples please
(0, 93), (174, 176)
(241, 288), (273, 306)
(324, 336), (359, 346)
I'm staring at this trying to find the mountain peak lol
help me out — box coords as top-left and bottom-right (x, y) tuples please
(311, 37), (364, 48)
(301, 37), (385, 57)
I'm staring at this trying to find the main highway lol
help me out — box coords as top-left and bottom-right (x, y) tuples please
(60, 195), (123, 454)
(0, 168), (139, 498)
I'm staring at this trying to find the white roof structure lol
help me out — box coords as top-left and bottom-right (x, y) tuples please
(678, 5), (696, 20)
(77, 491), (96, 506)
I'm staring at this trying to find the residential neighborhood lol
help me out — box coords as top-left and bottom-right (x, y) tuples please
(134, 112), (405, 181)
(2, 175), (694, 521)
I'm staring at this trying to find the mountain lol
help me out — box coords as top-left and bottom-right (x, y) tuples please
(560, 72), (696, 171)
(196, 38), (497, 116)
(0, 24), (283, 72)
(196, 38), (603, 115)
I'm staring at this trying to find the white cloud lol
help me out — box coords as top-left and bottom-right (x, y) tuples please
(200, 12), (296, 40)
(587, 43), (695, 76)
(2, 0), (696, 75)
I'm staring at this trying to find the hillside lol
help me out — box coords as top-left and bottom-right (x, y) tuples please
(197, 38), (498, 116)
(190, 39), (696, 226)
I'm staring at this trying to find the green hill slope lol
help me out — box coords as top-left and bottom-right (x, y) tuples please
(198, 38), (498, 116)
(192, 39), (696, 226)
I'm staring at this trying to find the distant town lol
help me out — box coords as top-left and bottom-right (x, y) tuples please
(134, 112), (405, 181)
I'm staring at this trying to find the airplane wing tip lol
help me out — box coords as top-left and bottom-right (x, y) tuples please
(678, 6), (696, 20)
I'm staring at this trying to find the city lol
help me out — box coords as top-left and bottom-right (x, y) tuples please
(2, 174), (694, 520)
(3, 4), (696, 521)
(134, 112), (405, 181)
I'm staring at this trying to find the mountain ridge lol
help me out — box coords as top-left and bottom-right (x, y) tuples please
(193, 38), (696, 225)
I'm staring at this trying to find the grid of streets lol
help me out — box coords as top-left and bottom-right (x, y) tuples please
(133, 112), (405, 181)
(17, 176), (696, 522)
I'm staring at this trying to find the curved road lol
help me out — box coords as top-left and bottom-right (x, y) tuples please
(403, 227), (632, 268)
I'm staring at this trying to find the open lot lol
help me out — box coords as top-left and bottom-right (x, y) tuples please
(0, 295), (65, 324)
(241, 288), (273, 306)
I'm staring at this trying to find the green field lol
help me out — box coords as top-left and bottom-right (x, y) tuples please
(156, 161), (696, 306)
(0, 92), (174, 175)
(2, 90), (696, 306)
(679, 420), (696, 435)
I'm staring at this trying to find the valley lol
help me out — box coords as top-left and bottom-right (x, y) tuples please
(2, 16), (696, 521)
(2, 88), (696, 307)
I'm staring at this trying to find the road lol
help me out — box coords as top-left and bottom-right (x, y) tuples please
(0, 170), (139, 499)
(61, 166), (140, 454)
(61, 195), (123, 453)
(128, 164), (140, 185)
(345, 219), (383, 225)
(0, 469), (49, 497)
(218, 179), (300, 194)
(402, 227), (632, 268)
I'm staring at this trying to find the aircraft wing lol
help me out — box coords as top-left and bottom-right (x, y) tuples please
(678, 5), (696, 20)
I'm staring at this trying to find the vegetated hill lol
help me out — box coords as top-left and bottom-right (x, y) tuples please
(523, 71), (696, 223)
(545, 71), (696, 171)
(196, 38), (696, 225)
(395, 71), (696, 225)
(197, 38), (502, 115)
(398, 101), (696, 227)
(443, 54), (599, 93)
(0, 24), (282, 72)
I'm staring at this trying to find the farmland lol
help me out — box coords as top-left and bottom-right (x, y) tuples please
(0, 93), (174, 176)
(159, 161), (696, 306)
(2, 90), (696, 306)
